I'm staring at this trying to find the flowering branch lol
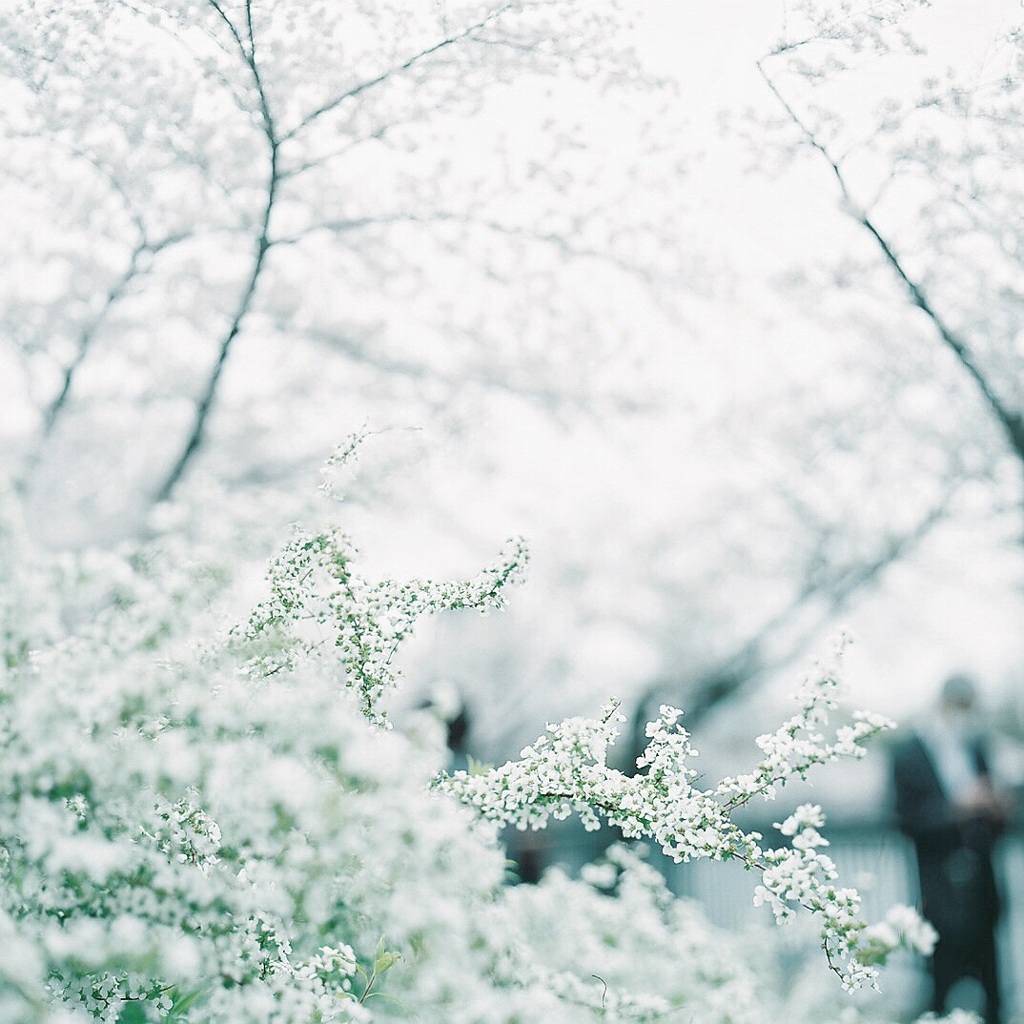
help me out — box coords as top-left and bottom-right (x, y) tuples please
(438, 637), (934, 990)
(227, 433), (528, 722)
(232, 526), (528, 724)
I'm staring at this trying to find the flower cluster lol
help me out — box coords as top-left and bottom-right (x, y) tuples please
(232, 524), (528, 724)
(0, 479), (942, 1022)
(0, 495), (533, 1023)
(440, 640), (924, 991)
(503, 843), (766, 1024)
(860, 904), (939, 964)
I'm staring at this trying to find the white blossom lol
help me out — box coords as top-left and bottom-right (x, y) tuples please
(440, 636), (927, 992)
(0, 464), (933, 1021)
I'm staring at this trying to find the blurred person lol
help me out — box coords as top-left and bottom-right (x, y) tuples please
(892, 673), (1011, 1024)
(409, 680), (473, 773)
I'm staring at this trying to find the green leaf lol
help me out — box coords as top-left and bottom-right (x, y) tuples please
(374, 937), (401, 975)
(169, 987), (206, 1018)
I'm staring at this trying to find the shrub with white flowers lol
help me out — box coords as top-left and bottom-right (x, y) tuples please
(0, 466), (940, 1023)
(0, 490), (538, 1024)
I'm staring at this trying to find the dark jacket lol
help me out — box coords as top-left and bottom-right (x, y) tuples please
(892, 731), (1001, 941)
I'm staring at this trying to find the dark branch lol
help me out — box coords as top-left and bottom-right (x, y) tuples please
(758, 60), (1024, 463)
(279, 3), (515, 143)
(206, 0), (249, 57)
(274, 210), (660, 284)
(154, 0), (281, 503)
(633, 484), (957, 747)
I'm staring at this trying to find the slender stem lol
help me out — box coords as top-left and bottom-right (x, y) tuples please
(279, 4), (515, 144)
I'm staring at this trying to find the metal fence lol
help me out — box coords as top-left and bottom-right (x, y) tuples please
(517, 819), (1024, 1022)
(671, 823), (1024, 1023)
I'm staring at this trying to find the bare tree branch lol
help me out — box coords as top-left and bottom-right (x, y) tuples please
(279, 3), (516, 144)
(633, 482), (959, 748)
(156, 2), (522, 502)
(154, 0), (281, 503)
(758, 61), (1024, 464)
(273, 210), (661, 284)
(5, 125), (191, 492)
(300, 327), (605, 416)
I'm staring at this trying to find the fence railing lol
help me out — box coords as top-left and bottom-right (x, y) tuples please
(508, 818), (1024, 1021)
